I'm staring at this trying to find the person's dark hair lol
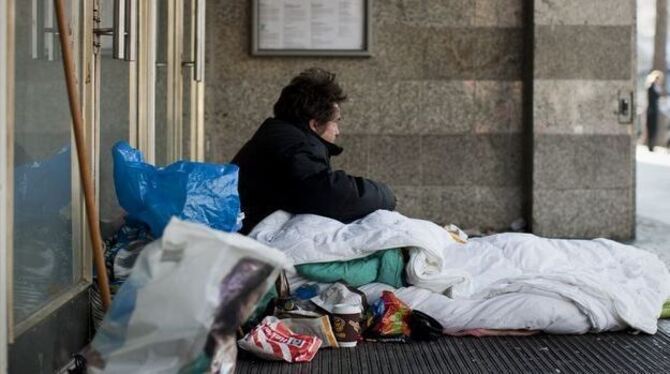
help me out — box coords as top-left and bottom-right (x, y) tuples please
(273, 68), (347, 125)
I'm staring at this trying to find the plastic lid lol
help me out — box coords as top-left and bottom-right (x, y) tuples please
(338, 341), (358, 347)
(332, 303), (361, 314)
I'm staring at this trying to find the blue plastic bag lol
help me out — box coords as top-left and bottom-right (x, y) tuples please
(112, 141), (242, 236)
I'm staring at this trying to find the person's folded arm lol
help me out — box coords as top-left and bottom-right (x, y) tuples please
(283, 146), (396, 221)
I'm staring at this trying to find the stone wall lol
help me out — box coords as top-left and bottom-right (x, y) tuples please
(205, 0), (529, 231)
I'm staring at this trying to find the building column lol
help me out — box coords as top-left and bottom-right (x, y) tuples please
(532, 0), (636, 239)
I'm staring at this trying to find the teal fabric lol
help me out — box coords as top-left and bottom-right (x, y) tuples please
(296, 249), (405, 288)
(376, 249), (405, 288)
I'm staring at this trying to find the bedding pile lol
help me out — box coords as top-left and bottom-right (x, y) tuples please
(250, 210), (670, 334)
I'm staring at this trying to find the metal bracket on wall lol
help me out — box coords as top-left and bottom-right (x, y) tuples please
(617, 90), (634, 124)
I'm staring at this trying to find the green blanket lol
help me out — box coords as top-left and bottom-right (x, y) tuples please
(662, 300), (670, 319)
(296, 248), (405, 288)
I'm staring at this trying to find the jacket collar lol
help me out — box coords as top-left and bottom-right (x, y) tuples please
(303, 121), (343, 157)
(276, 118), (344, 157)
(319, 136), (343, 157)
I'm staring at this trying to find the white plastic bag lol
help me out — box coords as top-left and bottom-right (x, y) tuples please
(86, 218), (293, 373)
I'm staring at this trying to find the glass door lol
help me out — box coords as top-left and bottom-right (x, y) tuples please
(95, 0), (137, 236)
(154, 0), (205, 165)
(11, 0), (82, 333)
(7, 0), (90, 372)
(3, 0), (207, 370)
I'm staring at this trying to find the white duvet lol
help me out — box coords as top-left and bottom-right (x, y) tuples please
(250, 210), (670, 334)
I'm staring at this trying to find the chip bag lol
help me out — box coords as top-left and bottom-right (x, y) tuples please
(366, 291), (412, 342)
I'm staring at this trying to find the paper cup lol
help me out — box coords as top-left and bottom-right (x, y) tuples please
(330, 304), (362, 348)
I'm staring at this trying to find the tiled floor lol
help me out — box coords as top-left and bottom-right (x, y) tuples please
(237, 321), (670, 374)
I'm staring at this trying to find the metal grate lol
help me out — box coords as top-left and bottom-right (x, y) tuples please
(236, 321), (670, 374)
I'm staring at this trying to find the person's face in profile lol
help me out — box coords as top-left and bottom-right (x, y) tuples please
(310, 104), (341, 144)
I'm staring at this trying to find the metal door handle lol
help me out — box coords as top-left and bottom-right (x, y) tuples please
(113, 0), (137, 61)
(32, 0), (57, 61)
(94, 0), (136, 61)
(194, 0), (206, 82)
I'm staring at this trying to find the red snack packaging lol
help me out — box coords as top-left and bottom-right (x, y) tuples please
(366, 291), (412, 341)
(238, 316), (322, 362)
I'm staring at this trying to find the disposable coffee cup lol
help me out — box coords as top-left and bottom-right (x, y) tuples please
(330, 303), (362, 348)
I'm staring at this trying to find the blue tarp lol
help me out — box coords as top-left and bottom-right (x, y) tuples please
(112, 141), (242, 236)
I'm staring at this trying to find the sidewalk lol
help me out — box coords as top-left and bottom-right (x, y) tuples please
(631, 216), (670, 264)
(631, 146), (670, 266)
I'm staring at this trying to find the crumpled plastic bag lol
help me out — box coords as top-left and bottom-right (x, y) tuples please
(310, 282), (367, 314)
(112, 141), (242, 237)
(238, 316), (322, 362)
(85, 218), (293, 374)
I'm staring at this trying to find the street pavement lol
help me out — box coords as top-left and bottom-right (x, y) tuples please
(630, 146), (670, 266)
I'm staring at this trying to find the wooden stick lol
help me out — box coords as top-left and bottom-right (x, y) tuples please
(54, 0), (111, 310)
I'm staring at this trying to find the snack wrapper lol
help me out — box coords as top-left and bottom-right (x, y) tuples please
(238, 316), (322, 362)
(367, 291), (412, 340)
(281, 315), (339, 348)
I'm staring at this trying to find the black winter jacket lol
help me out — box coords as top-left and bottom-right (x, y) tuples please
(232, 118), (396, 234)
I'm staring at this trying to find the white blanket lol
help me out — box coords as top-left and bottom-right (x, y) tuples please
(250, 210), (670, 334)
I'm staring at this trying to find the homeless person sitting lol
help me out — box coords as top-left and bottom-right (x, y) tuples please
(232, 68), (397, 234)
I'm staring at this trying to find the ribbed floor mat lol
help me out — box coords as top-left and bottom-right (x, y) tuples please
(236, 321), (670, 373)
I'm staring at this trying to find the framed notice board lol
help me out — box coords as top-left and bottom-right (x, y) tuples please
(251, 0), (372, 57)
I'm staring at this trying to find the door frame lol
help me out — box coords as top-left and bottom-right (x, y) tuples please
(1, 0), (10, 370)
(137, 0), (157, 163)
(2, 0), (13, 349)
(188, 0), (205, 161)
(167, 0), (183, 162)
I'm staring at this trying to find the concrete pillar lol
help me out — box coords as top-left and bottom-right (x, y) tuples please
(532, 0), (636, 239)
